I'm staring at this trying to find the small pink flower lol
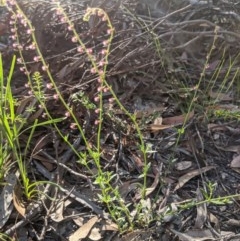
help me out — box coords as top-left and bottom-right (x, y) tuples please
(68, 24), (74, 31)
(46, 83), (53, 89)
(28, 43), (36, 50)
(94, 120), (100, 125)
(24, 83), (29, 88)
(33, 56), (40, 62)
(108, 98), (114, 103)
(97, 86), (103, 92)
(90, 67), (96, 74)
(42, 113), (47, 118)
(27, 29), (34, 34)
(60, 16), (66, 23)
(65, 112), (70, 118)
(103, 87), (109, 93)
(95, 108), (100, 114)
(20, 19), (27, 25)
(102, 15), (107, 21)
(17, 58), (22, 63)
(97, 78), (102, 83)
(77, 46), (83, 53)
(70, 123), (77, 129)
(71, 36), (77, 43)
(42, 65), (48, 71)
(101, 49), (107, 55)
(99, 60), (105, 67)
(94, 96), (100, 102)
(86, 48), (93, 54)
(53, 94), (59, 100)
(56, 8), (63, 15)
(10, 28), (16, 33)
(28, 90), (33, 95)
(20, 67), (25, 72)
(16, 13), (22, 19)
(10, 35), (16, 40)
(107, 28), (114, 34)
(102, 40), (109, 47)
(9, 21), (15, 25)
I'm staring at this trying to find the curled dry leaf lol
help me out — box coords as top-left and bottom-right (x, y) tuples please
(13, 182), (26, 217)
(162, 111), (194, 126)
(69, 216), (98, 241)
(170, 228), (216, 241)
(174, 166), (215, 192)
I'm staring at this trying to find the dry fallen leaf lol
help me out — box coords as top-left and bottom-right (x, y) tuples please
(69, 216), (98, 241)
(162, 111), (194, 126)
(230, 155), (240, 168)
(209, 90), (232, 101)
(174, 166), (215, 191)
(0, 173), (17, 229)
(170, 228), (216, 241)
(89, 227), (102, 241)
(13, 182), (26, 217)
(175, 161), (192, 171)
(194, 187), (207, 229)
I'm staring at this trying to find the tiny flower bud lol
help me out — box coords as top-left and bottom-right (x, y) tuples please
(27, 29), (34, 34)
(94, 96), (100, 102)
(71, 36), (77, 43)
(53, 94), (59, 100)
(94, 120), (100, 125)
(68, 24), (74, 31)
(95, 108), (100, 114)
(42, 65), (48, 71)
(97, 86), (102, 92)
(28, 43), (36, 50)
(46, 83), (53, 89)
(102, 40), (109, 47)
(91, 67), (96, 74)
(103, 87), (109, 92)
(102, 15), (107, 21)
(97, 78), (102, 83)
(10, 35), (16, 40)
(65, 112), (70, 118)
(17, 58), (22, 63)
(107, 28), (113, 34)
(70, 123), (77, 129)
(109, 98), (114, 103)
(60, 16), (66, 23)
(101, 49), (107, 55)
(77, 46), (83, 53)
(86, 48), (93, 54)
(33, 56), (40, 62)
